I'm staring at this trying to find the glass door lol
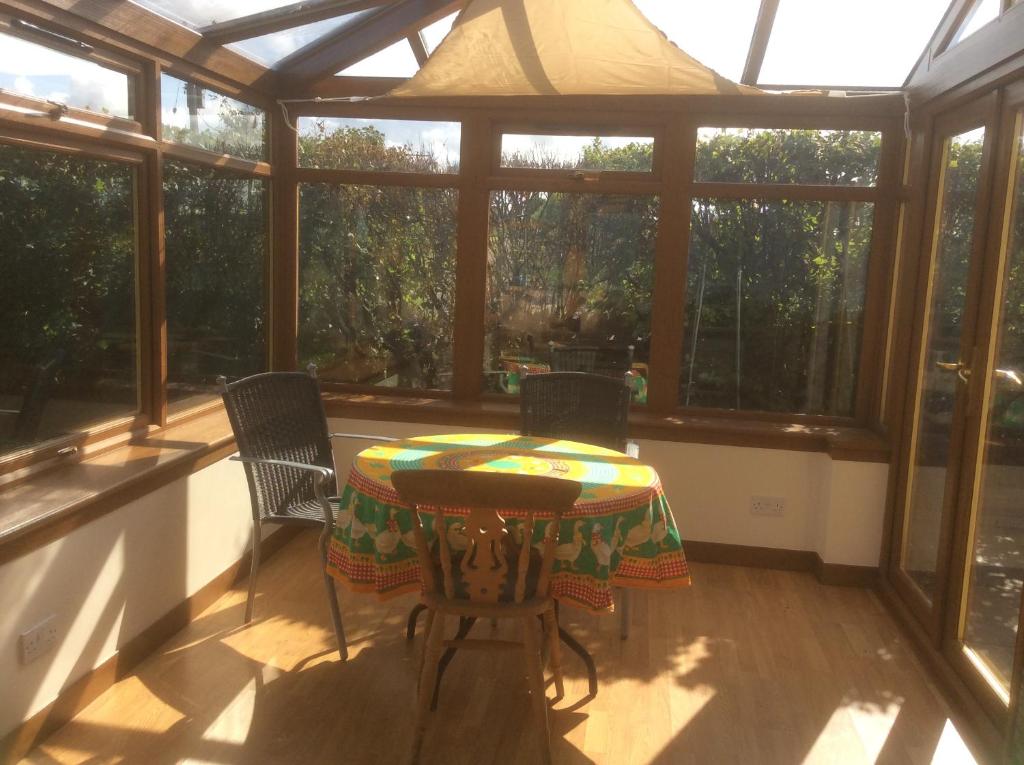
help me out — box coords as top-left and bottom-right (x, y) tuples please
(895, 106), (994, 631)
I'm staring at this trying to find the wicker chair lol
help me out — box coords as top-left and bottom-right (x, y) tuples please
(219, 366), (395, 660)
(393, 469), (581, 765)
(519, 371), (637, 638)
(548, 343), (634, 380)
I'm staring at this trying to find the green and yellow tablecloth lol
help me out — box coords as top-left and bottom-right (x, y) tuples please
(326, 433), (690, 612)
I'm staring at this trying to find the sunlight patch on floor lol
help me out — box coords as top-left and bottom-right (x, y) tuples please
(930, 718), (978, 765)
(801, 699), (902, 764)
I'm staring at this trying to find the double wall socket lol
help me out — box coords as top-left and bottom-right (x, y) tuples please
(20, 615), (58, 664)
(751, 495), (786, 516)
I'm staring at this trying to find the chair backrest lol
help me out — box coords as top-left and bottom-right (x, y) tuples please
(520, 371), (631, 452)
(549, 344), (634, 379)
(391, 470), (581, 606)
(220, 369), (335, 520)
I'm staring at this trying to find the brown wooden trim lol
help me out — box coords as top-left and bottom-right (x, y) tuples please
(295, 166), (459, 187)
(813, 554), (880, 587)
(741, 0), (780, 86)
(407, 30), (429, 67)
(690, 181), (879, 202)
(0, 525), (301, 765)
(685, 539), (817, 572)
(483, 174), (662, 196)
(0, 123), (144, 164)
(0, 91), (142, 135)
(201, 0), (389, 44)
(0, 11), (144, 78)
(0, 100), (159, 155)
(646, 117), (693, 413)
(161, 141), (273, 177)
(271, 108), (300, 371)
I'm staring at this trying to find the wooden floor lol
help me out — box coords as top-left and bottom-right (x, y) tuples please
(21, 531), (974, 765)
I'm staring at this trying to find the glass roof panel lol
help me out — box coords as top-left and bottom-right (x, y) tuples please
(228, 14), (356, 66)
(129, 0), (299, 29)
(633, 0), (760, 83)
(950, 0), (1000, 46)
(338, 39), (420, 78)
(421, 12), (458, 55)
(759, 0), (950, 88)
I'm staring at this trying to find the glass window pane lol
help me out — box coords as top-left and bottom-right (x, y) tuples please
(298, 117), (460, 173)
(298, 184), (457, 390)
(160, 73), (266, 161)
(164, 161), (268, 411)
(229, 14), (362, 66)
(901, 127), (987, 602)
(633, 0), (761, 83)
(484, 192), (658, 401)
(682, 199), (874, 415)
(130, 0), (299, 29)
(0, 144), (137, 455)
(759, 0), (950, 87)
(961, 118), (1024, 694)
(500, 134), (654, 172)
(951, 0), (1001, 46)
(337, 39), (419, 78)
(0, 32), (132, 118)
(696, 128), (882, 186)
(421, 12), (458, 54)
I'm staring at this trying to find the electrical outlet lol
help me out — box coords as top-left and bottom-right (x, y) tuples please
(20, 615), (58, 665)
(751, 495), (785, 516)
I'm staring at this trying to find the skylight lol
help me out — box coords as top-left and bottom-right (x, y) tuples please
(759, 0), (950, 88)
(229, 15), (356, 66)
(338, 39), (420, 78)
(130, 0), (299, 29)
(420, 12), (458, 55)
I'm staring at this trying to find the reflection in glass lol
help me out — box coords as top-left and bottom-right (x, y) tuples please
(160, 73), (266, 161)
(962, 120), (1024, 694)
(298, 117), (460, 173)
(902, 127), (986, 602)
(500, 134), (654, 173)
(696, 128), (881, 186)
(0, 32), (131, 118)
(0, 144), (137, 455)
(298, 184), (457, 390)
(164, 161), (268, 411)
(682, 199), (874, 415)
(484, 192), (658, 400)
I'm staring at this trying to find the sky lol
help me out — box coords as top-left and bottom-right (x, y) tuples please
(0, 0), (968, 152)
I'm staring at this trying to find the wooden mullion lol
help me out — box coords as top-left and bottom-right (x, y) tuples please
(408, 31), (429, 67)
(0, 125), (144, 164)
(451, 115), (491, 401)
(691, 182), (879, 202)
(0, 102), (158, 154)
(295, 166), (459, 187)
(853, 117), (906, 425)
(646, 116), (695, 414)
(271, 107), (300, 372)
(483, 175), (662, 195)
(741, 0), (780, 85)
(160, 141), (273, 177)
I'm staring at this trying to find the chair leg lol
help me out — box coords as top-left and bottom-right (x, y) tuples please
(619, 588), (630, 640)
(318, 527), (348, 661)
(244, 519), (261, 625)
(406, 603), (428, 640)
(418, 608), (435, 685)
(542, 606), (564, 700)
(521, 617), (552, 765)
(410, 611), (445, 765)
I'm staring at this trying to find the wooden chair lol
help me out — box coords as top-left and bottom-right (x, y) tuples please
(392, 469), (582, 765)
(520, 371), (638, 638)
(219, 365), (396, 661)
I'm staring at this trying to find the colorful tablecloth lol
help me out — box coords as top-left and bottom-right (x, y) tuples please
(326, 433), (690, 612)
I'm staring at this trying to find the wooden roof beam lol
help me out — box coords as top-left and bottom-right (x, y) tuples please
(903, 0), (975, 87)
(741, 0), (779, 85)
(407, 29), (429, 66)
(275, 0), (461, 82)
(201, 0), (392, 45)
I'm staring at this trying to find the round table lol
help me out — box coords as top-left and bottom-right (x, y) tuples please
(326, 433), (690, 613)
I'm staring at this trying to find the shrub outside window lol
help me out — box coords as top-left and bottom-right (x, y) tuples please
(161, 74), (266, 161)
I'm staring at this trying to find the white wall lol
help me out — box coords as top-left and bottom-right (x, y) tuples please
(329, 418), (890, 567)
(0, 456), (259, 740)
(0, 419), (889, 740)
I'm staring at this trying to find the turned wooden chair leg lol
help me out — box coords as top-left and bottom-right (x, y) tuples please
(542, 606), (564, 700)
(410, 612), (445, 765)
(417, 608), (436, 685)
(522, 616), (552, 765)
(619, 588), (630, 640)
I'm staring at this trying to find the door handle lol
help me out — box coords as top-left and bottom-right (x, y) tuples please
(935, 360), (971, 384)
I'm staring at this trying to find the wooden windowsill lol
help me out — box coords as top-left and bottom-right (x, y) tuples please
(322, 392), (891, 463)
(0, 409), (237, 566)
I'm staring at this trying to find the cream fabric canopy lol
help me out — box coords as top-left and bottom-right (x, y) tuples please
(385, 0), (763, 98)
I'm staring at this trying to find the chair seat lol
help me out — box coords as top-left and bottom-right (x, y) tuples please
(265, 498), (337, 526)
